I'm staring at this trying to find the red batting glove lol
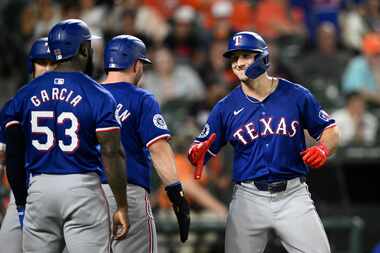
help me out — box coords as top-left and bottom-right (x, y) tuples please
(300, 143), (330, 169)
(188, 133), (217, 180)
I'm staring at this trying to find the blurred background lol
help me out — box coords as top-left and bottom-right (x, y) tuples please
(0, 0), (380, 252)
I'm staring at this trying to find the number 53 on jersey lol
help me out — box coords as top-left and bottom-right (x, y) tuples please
(31, 110), (79, 152)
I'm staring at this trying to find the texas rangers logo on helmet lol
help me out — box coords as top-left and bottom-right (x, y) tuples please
(54, 49), (62, 60)
(233, 35), (243, 46)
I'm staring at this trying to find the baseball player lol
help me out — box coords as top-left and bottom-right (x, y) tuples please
(0, 37), (55, 253)
(188, 31), (340, 253)
(2, 19), (129, 253)
(101, 35), (190, 253)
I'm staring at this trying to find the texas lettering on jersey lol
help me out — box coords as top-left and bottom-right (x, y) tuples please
(233, 117), (299, 145)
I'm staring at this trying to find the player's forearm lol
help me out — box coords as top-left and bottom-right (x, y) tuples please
(103, 151), (127, 208)
(5, 125), (28, 207)
(149, 139), (179, 186)
(98, 131), (127, 208)
(319, 126), (340, 155)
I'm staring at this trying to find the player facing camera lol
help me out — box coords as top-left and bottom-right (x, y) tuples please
(188, 30), (340, 253)
(224, 31), (270, 82)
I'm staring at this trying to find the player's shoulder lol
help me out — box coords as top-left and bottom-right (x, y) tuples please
(212, 85), (242, 110)
(125, 83), (158, 104)
(278, 78), (313, 97)
(129, 83), (155, 99)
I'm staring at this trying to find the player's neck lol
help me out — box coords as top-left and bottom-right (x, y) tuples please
(54, 57), (86, 73)
(102, 71), (135, 85)
(242, 74), (277, 101)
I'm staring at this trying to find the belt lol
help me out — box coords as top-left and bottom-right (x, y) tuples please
(240, 177), (306, 193)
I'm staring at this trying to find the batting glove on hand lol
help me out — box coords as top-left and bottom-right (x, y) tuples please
(300, 143), (330, 169)
(17, 206), (25, 228)
(165, 182), (190, 243)
(188, 133), (216, 179)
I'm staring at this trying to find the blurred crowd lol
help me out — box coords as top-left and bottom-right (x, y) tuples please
(1, 0), (380, 251)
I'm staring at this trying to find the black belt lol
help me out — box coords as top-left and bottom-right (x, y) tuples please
(239, 177), (306, 193)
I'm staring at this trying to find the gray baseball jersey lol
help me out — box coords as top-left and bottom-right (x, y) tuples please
(102, 184), (157, 253)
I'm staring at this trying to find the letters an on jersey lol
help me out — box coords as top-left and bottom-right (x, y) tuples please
(194, 79), (336, 182)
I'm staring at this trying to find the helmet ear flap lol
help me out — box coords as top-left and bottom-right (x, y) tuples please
(244, 51), (270, 79)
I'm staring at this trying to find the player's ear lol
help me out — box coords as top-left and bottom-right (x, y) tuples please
(132, 60), (139, 73)
(78, 41), (92, 58)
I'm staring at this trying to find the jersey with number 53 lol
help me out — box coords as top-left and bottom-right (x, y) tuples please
(1, 71), (120, 176)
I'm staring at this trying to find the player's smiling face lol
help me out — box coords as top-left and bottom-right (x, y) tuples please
(230, 51), (257, 82)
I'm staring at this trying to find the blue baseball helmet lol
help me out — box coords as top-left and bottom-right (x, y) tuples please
(223, 31), (270, 79)
(48, 19), (100, 61)
(27, 37), (54, 74)
(104, 35), (151, 71)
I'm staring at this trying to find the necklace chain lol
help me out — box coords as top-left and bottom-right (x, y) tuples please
(244, 77), (276, 103)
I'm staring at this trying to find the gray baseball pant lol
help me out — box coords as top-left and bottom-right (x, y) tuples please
(102, 184), (157, 253)
(23, 173), (111, 253)
(225, 177), (331, 253)
(0, 192), (22, 253)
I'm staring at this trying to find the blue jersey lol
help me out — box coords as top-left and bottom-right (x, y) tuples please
(1, 71), (120, 176)
(103, 82), (171, 191)
(0, 122), (4, 151)
(195, 79), (336, 183)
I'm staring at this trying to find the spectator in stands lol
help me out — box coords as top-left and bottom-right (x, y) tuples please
(341, 0), (380, 51)
(164, 5), (207, 67)
(267, 39), (296, 81)
(298, 22), (351, 110)
(33, 0), (60, 38)
(198, 39), (230, 99)
(255, 0), (305, 40)
(294, 0), (343, 43)
(80, 0), (106, 37)
(142, 47), (205, 105)
(60, 1), (81, 20)
(105, 0), (169, 43)
(208, 1), (236, 41)
(362, 0), (380, 32)
(342, 32), (380, 105)
(332, 91), (378, 146)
